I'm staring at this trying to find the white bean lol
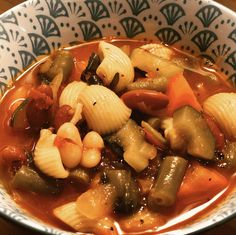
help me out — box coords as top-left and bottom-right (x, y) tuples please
(80, 148), (101, 168)
(83, 131), (104, 149)
(57, 122), (82, 146)
(58, 140), (83, 168)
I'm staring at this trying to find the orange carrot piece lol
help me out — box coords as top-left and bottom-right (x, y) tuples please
(166, 73), (202, 116)
(177, 162), (228, 206)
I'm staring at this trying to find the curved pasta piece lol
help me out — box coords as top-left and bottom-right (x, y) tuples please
(203, 93), (236, 138)
(79, 85), (131, 135)
(54, 202), (117, 233)
(96, 41), (134, 92)
(53, 202), (94, 232)
(59, 81), (87, 108)
(130, 44), (183, 78)
(34, 129), (69, 178)
(70, 102), (83, 125)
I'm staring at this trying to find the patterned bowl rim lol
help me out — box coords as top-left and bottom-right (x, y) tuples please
(0, 0), (236, 235)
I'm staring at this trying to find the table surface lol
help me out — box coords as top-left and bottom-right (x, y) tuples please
(0, 0), (236, 235)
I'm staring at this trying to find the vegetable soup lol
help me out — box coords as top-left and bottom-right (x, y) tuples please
(0, 39), (235, 234)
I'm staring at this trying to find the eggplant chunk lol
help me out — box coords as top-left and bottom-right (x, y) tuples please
(148, 156), (188, 209)
(69, 168), (91, 185)
(86, 52), (101, 72)
(81, 52), (103, 85)
(12, 166), (61, 194)
(104, 169), (140, 215)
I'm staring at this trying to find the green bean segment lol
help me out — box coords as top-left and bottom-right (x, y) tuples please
(105, 169), (140, 215)
(12, 165), (61, 194)
(148, 156), (188, 209)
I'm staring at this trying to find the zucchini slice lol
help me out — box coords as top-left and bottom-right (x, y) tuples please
(10, 98), (30, 129)
(173, 106), (215, 160)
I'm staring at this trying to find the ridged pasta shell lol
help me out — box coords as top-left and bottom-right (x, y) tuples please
(54, 202), (116, 233)
(59, 81), (87, 108)
(203, 93), (236, 138)
(130, 44), (183, 78)
(96, 41), (134, 92)
(53, 202), (94, 232)
(34, 129), (69, 178)
(79, 85), (131, 135)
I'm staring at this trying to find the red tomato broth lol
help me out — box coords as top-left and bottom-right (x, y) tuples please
(0, 39), (235, 234)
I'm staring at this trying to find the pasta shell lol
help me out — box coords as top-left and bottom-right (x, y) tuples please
(53, 202), (94, 232)
(34, 129), (69, 178)
(96, 41), (134, 92)
(79, 85), (131, 135)
(130, 44), (183, 78)
(54, 202), (116, 233)
(203, 93), (236, 138)
(59, 81), (87, 108)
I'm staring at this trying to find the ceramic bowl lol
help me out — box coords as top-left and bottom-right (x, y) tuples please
(0, 0), (235, 234)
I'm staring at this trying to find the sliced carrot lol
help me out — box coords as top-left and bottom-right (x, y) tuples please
(177, 162), (228, 206)
(166, 73), (202, 116)
(121, 89), (169, 116)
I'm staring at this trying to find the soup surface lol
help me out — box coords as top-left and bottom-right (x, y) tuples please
(0, 39), (236, 234)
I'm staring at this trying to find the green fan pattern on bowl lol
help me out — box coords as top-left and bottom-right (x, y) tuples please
(0, 0), (236, 234)
(0, 0), (235, 97)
